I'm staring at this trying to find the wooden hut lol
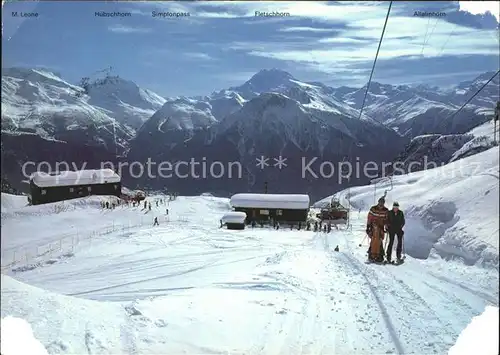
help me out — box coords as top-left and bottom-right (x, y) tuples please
(229, 193), (310, 224)
(29, 169), (121, 205)
(221, 211), (247, 230)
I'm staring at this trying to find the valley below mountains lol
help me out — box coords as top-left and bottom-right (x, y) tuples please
(1, 67), (497, 200)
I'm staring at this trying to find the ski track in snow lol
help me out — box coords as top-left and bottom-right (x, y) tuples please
(1, 194), (498, 354)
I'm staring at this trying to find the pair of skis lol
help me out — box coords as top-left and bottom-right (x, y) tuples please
(366, 258), (404, 265)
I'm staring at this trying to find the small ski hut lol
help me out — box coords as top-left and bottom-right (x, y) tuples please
(221, 211), (247, 230)
(29, 169), (121, 205)
(230, 193), (310, 224)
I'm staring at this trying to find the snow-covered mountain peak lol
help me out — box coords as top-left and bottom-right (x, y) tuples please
(141, 97), (218, 132)
(247, 68), (294, 86)
(87, 75), (165, 110)
(1, 67), (166, 139)
(455, 71), (499, 91)
(215, 91), (392, 150)
(229, 68), (297, 97)
(217, 92), (305, 133)
(240, 92), (305, 118)
(209, 90), (246, 104)
(2, 67), (78, 91)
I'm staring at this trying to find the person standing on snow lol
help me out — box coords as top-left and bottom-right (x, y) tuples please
(366, 197), (389, 262)
(386, 201), (405, 263)
(153, 217), (159, 226)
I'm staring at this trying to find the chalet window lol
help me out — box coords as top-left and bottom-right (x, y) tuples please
(41, 189), (47, 195)
(260, 209), (269, 215)
(276, 209), (283, 216)
(114, 184), (118, 190)
(69, 187), (74, 193)
(87, 186), (92, 192)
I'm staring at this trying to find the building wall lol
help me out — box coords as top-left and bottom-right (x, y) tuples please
(30, 181), (121, 205)
(226, 223), (245, 230)
(233, 207), (308, 223)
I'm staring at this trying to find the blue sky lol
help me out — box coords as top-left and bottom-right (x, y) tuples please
(2, 1), (499, 97)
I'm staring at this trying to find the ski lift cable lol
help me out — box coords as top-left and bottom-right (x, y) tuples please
(357, 1), (393, 123)
(445, 69), (500, 122)
(343, 1), (392, 218)
(425, 17), (440, 46)
(436, 26), (455, 57)
(384, 24), (495, 182)
(420, 16), (432, 56)
(422, 17), (441, 56)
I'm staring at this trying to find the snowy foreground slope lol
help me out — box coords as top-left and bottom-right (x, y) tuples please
(448, 305), (499, 355)
(1, 192), (498, 354)
(317, 146), (499, 267)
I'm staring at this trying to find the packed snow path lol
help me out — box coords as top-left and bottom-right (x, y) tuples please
(2, 195), (498, 354)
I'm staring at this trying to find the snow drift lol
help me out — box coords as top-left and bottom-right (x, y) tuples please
(1, 274), (129, 354)
(0, 316), (49, 355)
(1, 192), (28, 211)
(448, 306), (499, 355)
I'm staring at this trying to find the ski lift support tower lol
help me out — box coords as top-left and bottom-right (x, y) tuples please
(373, 175), (393, 205)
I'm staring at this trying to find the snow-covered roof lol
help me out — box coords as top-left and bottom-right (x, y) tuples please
(30, 169), (120, 187)
(221, 211), (247, 224)
(230, 193), (310, 210)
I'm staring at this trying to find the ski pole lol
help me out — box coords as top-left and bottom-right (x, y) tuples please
(358, 234), (368, 247)
(402, 233), (405, 259)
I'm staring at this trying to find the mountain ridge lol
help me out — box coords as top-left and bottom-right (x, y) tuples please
(2, 66), (497, 198)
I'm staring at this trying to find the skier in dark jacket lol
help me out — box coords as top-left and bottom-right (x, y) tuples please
(386, 201), (405, 263)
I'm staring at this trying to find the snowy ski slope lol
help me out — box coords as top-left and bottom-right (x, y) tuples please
(1, 176), (499, 354)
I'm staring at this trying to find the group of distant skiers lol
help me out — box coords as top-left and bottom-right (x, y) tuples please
(244, 218), (336, 233)
(365, 197), (405, 264)
(100, 196), (172, 227)
(100, 199), (121, 209)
